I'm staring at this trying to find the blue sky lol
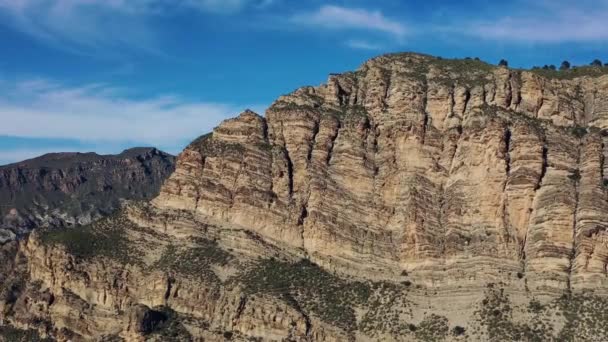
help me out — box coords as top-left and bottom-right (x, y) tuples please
(1, 0), (608, 164)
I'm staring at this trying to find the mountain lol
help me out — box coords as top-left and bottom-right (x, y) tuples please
(3, 53), (608, 341)
(0, 147), (175, 242)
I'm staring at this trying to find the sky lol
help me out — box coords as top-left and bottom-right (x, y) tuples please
(1, 0), (608, 164)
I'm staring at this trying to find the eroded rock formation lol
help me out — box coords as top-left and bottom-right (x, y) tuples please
(3, 53), (608, 341)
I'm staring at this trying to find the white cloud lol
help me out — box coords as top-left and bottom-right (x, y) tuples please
(0, 78), (262, 147)
(464, 1), (608, 43)
(345, 39), (382, 50)
(292, 5), (406, 39)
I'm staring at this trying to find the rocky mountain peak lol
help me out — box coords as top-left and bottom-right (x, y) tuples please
(4, 53), (608, 341)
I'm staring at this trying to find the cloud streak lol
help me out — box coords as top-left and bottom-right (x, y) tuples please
(0, 78), (260, 149)
(463, 0), (608, 43)
(345, 39), (383, 50)
(292, 5), (406, 39)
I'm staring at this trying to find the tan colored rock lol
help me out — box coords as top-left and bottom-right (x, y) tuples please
(6, 53), (608, 341)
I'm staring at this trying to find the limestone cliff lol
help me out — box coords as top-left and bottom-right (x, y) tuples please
(3, 53), (608, 341)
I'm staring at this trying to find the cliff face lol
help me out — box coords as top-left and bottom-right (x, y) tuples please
(0, 148), (175, 242)
(155, 54), (608, 293)
(4, 53), (608, 341)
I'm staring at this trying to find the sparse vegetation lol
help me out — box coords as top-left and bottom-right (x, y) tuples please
(0, 325), (53, 342)
(475, 284), (553, 341)
(39, 212), (137, 264)
(382, 52), (494, 87)
(555, 294), (608, 340)
(429, 57), (494, 87)
(530, 63), (608, 79)
(154, 238), (231, 282)
(528, 298), (544, 314)
(240, 258), (371, 332)
(359, 282), (412, 336)
(270, 101), (318, 112)
(331, 104), (369, 119)
(498, 59), (509, 67)
(414, 314), (450, 341)
(472, 286), (608, 340)
(189, 132), (245, 158)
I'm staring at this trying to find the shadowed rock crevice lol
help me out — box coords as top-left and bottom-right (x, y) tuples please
(326, 121), (341, 166)
(281, 292), (312, 337)
(504, 127), (512, 177)
(285, 147), (295, 198)
(307, 120), (320, 163)
(567, 142), (583, 292)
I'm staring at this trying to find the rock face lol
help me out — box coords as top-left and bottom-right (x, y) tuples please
(4, 53), (608, 341)
(0, 147), (175, 242)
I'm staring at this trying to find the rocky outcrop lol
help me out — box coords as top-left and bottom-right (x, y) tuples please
(4, 53), (608, 341)
(0, 148), (175, 242)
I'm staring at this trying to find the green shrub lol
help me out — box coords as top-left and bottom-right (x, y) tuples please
(452, 325), (466, 336)
(571, 126), (587, 138)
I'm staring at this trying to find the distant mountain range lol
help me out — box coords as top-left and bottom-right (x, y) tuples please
(0, 147), (175, 242)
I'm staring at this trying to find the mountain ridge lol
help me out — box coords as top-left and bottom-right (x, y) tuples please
(0, 147), (175, 243)
(3, 52), (608, 341)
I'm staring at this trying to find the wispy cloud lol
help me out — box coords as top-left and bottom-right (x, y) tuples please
(0, 0), (277, 55)
(292, 5), (406, 39)
(463, 0), (608, 43)
(0, 77), (261, 148)
(0, 0), (160, 55)
(345, 39), (383, 50)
